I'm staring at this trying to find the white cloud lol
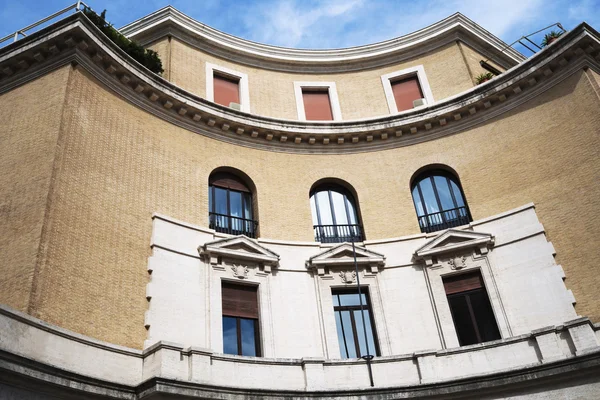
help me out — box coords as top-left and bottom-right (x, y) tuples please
(241, 0), (365, 48)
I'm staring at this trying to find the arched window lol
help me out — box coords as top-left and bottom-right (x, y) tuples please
(310, 182), (363, 243)
(209, 171), (258, 238)
(411, 169), (471, 233)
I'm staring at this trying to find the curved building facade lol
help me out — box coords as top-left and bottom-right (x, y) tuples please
(1, 6), (600, 399)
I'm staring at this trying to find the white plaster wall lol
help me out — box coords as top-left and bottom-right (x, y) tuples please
(0, 308), (142, 386)
(146, 248), (207, 348)
(204, 357), (306, 390)
(269, 271), (324, 357)
(146, 203), (578, 357)
(420, 339), (540, 383)
(377, 266), (441, 354)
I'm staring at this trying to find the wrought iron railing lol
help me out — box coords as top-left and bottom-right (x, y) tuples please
(209, 213), (258, 238)
(0, 2), (89, 48)
(313, 224), (363, 243)
(417, 206), (471, 233)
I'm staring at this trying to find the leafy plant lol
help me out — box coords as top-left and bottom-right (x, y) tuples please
(82, 7), (164, 74)
(475, 72), (495, 85)
(541, 30), (563, 47)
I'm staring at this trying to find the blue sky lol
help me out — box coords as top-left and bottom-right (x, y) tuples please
(1, 0), (599, 51)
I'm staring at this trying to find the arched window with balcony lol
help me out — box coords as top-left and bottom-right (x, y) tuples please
(310, 181), (363, 243)
(411, 168), (471, 233)
(209, 169), (258, 238)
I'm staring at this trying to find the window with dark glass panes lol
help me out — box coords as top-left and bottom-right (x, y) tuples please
(332, 289), (379, 359)
(443, 271), (501, 346)
(208, 172), (255, 237)
(309, 185), (362, 243)
(411, 170), (471, 233)
(221, 282), (260, 356)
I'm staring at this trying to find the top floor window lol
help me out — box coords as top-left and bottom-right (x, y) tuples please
(294, 82), (343, 121)
(310, 182), (363, 243)
(209, 170), (258, 238)
(381, 66), (435, 114)
(411, 168), (471, 233)
(391, 76), (424, 112)
(205, 63), (250, 112)
(213, 73), (240, 108)
(302, 89), (333, 121)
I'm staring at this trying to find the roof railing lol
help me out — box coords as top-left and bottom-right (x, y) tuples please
(481, 22), (567, 75)
(0, 1), (90, 47)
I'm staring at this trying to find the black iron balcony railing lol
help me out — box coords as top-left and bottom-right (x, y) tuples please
(313, 224), (364, 244)
(418, 206), (471, 233)
(209, 212), (258, 238)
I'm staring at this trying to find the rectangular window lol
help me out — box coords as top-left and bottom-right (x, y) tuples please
(222, 282), (260, 356)
(213, 73), (240, 108)
(332, 288), (379, 359)
(302, 90), (333, 121)
(391, 76), (424, 112)
(443, 271), (501, 346)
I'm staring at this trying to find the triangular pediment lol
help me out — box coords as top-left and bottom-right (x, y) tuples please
(307, 242), (385, 269)
(199, 235), (279, 266)
(414, 229), (494, 264)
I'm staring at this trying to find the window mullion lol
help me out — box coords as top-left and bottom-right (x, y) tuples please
(336, 309), (351, 358)
(328, 190), (339, 240)
(236, 317), (242, 356)
(465, 294), (482, 343)
(349, 310), (361, 357)
(429, 176), (446, 223)
(447, 176), (459, 210)
(313, 193), (323, 226)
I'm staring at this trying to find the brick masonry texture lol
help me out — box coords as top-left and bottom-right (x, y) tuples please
(0, 63), (599, 349)
(0, 66), (70, 313)
(148, 38), (496, 120)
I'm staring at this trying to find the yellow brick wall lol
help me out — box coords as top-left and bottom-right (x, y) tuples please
(6, 64), (599, 349)
(0, 66), (71, 313)
(457, 42), (505, 84)
(149, 38), (476, 120)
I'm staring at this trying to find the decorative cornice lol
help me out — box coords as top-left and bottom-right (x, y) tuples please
(119, 7), (524, 72)
(1, 14), (599, 154)
(200, 235), (280, 272)
(307, 242), (385, 275)
(414, 229), (494, 266)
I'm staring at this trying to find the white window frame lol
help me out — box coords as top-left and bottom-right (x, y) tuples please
(206, 63), (250, 113)
(293, 81), (342, 121)
(381, 65), (434, 114)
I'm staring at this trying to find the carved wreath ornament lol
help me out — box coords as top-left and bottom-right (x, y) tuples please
(339, 270), (357, 284)
(231, 264), (249, 279)
(448, 255), (467, 270)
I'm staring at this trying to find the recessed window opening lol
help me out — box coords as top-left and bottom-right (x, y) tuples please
(381, 65), (434, 114)
(411, 169), (472, 233)
(310, 183), (363, 243)
(205, 63), (250, 112)
(222, 282), (261, 356)
(391, 75), (424, 112)
(213, 73), (240, 108)
(443, 271), (501, 346)
(293, 82), (342, 121)
(302, 89), (333, 121)
(332, 288), (380, 359)
(209, 171), (257, 238)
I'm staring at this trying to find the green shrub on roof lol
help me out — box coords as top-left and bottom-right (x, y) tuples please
(82, 7), (163, 75)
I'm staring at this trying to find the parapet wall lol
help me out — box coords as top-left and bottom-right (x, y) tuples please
(0, 304), (599, 398)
